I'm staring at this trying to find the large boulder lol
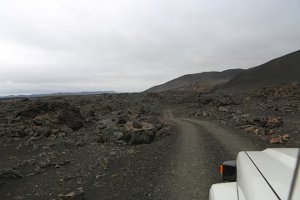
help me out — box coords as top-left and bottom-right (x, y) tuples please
(266, 117), (283, 128)
(269, 134), (282, 144)
(50, 102), (85, 130)
(132, 119), (142, 129)
(33, 114), (55, 126)
(117, 114), (129, 125)
(16, 101), (85, 131)
(16, 101), (49, 118)
(124, 122), (156, 145)
(34, 126), (51, 137)
(282, 134), (290, 141)
(157, 127), (170, 137)
(125, 129), (156, 145)
(113, 132), (124, 141)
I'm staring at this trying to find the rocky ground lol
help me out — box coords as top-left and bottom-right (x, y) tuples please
(155, 83), (300, 147)
(0, 93), (171, 199)
(0, 83), (299, 199)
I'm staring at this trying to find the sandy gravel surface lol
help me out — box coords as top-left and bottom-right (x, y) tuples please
(148, 109), (269, 200)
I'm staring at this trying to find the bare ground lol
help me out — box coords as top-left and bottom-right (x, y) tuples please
(0, 87), (299, 199)
(148, 109), (269, 200)
(0, 107), (271, 200)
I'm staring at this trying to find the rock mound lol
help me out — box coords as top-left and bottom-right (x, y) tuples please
(124, 122), (156, 145)
(17, 101), (85, 131)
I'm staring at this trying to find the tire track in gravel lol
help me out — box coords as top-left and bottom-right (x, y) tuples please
(152, 109), (267, 200)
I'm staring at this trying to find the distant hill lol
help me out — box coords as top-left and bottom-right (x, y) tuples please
(220, 50), (300, 93)
(0, 91), (115, 99)
(146, 69), (244, 93)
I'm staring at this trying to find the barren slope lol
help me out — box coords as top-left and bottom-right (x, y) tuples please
(220, 50), (300, 93)
(146, 69), (244, 93)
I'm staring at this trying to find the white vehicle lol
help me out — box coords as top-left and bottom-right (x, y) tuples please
(209, 148), (300, 200)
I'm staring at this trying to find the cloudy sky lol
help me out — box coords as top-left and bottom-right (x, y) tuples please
(0, 0), (300, 95)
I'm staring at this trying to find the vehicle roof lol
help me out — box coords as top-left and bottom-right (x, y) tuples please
(247, 148), (300, 200)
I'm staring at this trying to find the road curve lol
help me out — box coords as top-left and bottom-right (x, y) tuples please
(152, 109), (267, 200)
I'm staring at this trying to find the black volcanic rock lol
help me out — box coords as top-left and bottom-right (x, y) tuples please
(16, 101), (49, 118)
(17, 101), (85, 131)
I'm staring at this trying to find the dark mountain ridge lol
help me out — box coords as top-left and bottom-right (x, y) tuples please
(146, 69), (244, 92)
(146, 50), (300, 93)
(220, 50), (300, 93)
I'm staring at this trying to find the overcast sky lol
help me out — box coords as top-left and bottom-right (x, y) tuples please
(0, 0), (300, 95)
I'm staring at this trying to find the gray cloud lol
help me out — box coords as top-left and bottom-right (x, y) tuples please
(0, 0), (300, 95)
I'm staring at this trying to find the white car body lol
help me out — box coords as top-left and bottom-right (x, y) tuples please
(209, 148), (300, 200)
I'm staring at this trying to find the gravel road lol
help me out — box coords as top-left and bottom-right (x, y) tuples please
(150, 109), (268, 200)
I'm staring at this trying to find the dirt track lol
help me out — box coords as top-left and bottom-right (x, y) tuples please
(150, 109), (268, 200)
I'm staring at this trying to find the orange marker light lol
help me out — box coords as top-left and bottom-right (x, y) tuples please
(220, 164), (223, 175)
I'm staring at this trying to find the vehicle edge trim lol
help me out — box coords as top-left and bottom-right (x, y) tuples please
(245, 151), (281, 200)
